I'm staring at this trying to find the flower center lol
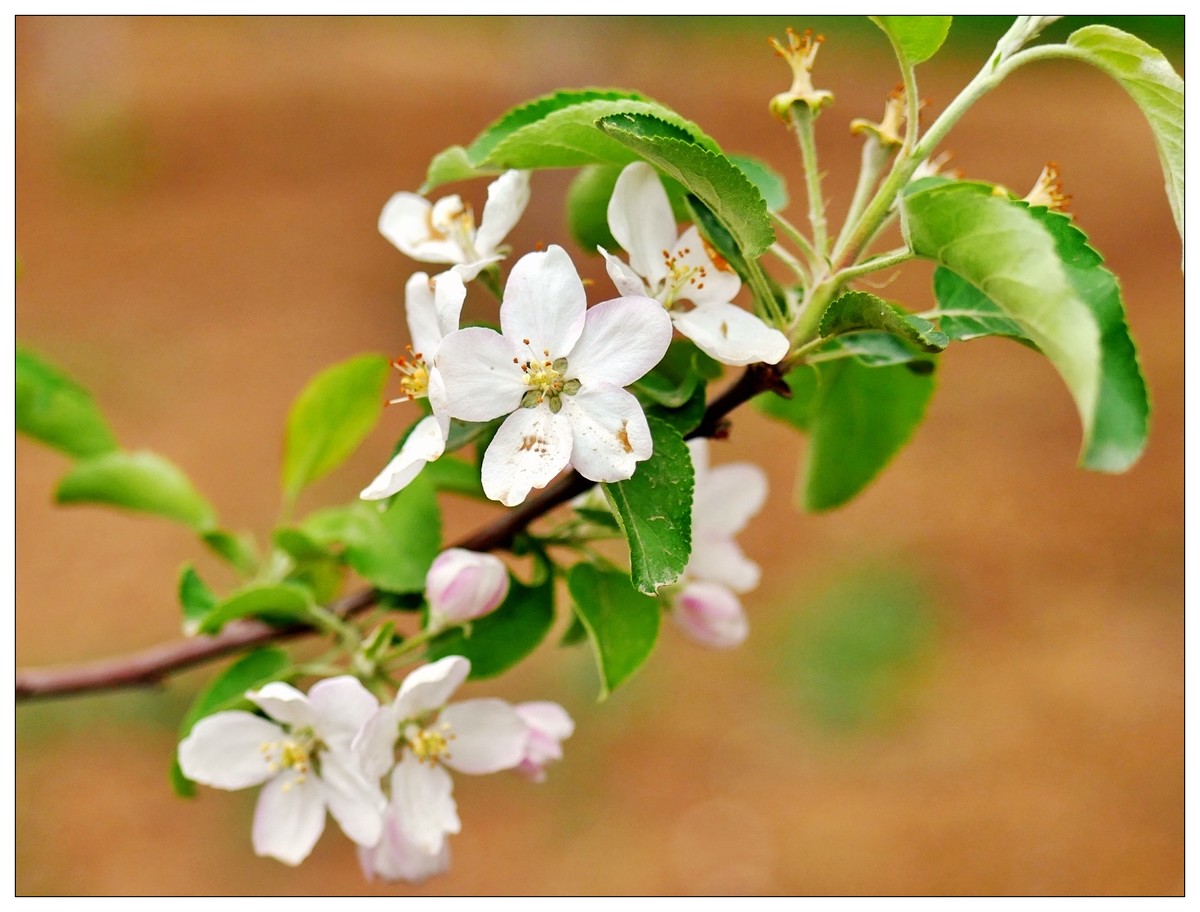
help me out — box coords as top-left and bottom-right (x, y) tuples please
(428, 195), (480, 260)
(387, 346), (431, 404)
(261, 726), (319, 791)
(657, 247), (710, 310)
(405, 721), (455, 765)
(514, 343), (582, 414)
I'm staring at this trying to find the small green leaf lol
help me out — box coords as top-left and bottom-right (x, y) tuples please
(421, 456), (485, 499)
(634, 338), (718, 409)
(201, 529), (258, 576)
(196, 583), (312, 635)
(565, 165), (622, 251)
(819, 333), (937, 368)
(902, 180), (1148, 471)
(756, 365), (820, 432)
(281, 354), (390, 502)
(819, 290), (948, 352)
(427, 573), (555, 679)
(602, 416), (693, 594)
(598, 112), (775, 257)
(171, 647), (291, 797)
(55, 450), (217, 530)
(1065, 25), (1184, 241)
(803, 357), (936, 511)
(16, 346), (119, 458)
(177, 564), (217, 636)
(422, 145), (496, 191)
(729, 154), (789, 212)
(567, 563), (661, 700)
(933, 267), (1037, 346)
(872, 16), (953, 65)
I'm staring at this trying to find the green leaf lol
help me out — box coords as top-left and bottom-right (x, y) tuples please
(565, 165), (622, 251)
(597, 112), (775, 257)
(196, 582), (313, 635)
(802, 357), (936, 511)
(729, 154), (789, 212)
(819, 333), (938, 368)
(16, 346), (119, 458)
(819, 290), (948, 352)
(567, 563), (661, 700)
(272, 528), (345, 604)
(902, 180), (1148, 472)
(422, 145), (496, 192)
(177, 564), (217, 636)
(171, 647), (291, 797)
(55, 450), (217, 530)
(932, 267), (1037, 346)
(1065, 24), (1184, 241)
(201, 529), (258, 576)
(872, 16), (953, 65)
(427, 573), (555, 679)
(601, 416), (693, 594)
(281, 354), (390, 502)
(421, 455), (485, 499)
(634, 338), (718, 409)
(756, 365), (820, 431)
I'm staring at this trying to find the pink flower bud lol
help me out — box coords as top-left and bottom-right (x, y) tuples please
(671, 581), (749, 649)
(425, 549), (509, 627)
(513, 701), (574, 783)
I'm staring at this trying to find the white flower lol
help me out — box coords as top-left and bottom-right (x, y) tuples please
(378, 170), (530, 282)
(513, 701), (574, 783)
(599, 161), (789, 367)
(177, 676), (387, 866)
(360, 270), (466, 500)
(670, 580), (750, 649)
(436, 245), (673, 507)
(353, 656), (530, 859)
(357, 765), (453, 884)
(425, 548), (510, 629)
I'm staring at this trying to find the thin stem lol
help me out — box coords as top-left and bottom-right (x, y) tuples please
(769, 211), (820, 275)
(830, 140), (895, 258)
(834, 248), (914, 284)
(766, 243), (810, 284)
(788, 105), (829, 259)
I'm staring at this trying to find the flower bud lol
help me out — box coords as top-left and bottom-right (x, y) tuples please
(671, 581), (749, 650)
(425, 548), (509, 627)
(513, 701), (574, 783)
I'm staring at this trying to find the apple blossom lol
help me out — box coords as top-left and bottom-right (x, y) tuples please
(177, 676), (387, 866)
(424, 548), (510, 629)
(360, 269), (465, 500)
(436, 245), (673, 507)
(599, 161), (789, 367)
(378, 170), (530, 281)
(514, 701), (575, 783)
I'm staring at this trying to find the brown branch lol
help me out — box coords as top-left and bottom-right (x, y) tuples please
(15, 363), (786, 702)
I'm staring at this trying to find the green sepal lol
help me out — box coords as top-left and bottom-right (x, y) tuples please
(16, 346), (119, 458)
(567, 563), (661, 700)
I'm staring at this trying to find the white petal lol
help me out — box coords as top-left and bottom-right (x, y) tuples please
(353, 705), (402, 782)
(670, 226), (742, 306)
(688, 535), (761, 593)
(177, 712), (282, 790)
(672, 581), (749, 649)
(320, 750), (387, 847)
(436, 327), (527, 422)
(607, 162), (677, 286)
(560, 383), (652, 483)
(671, 302), (790, 366)
(394, 655), (470, 720)
(598, 246), (651, 299)
(439, 698), (529, 774)
(431, 270), (467, 340)
(246, 681), (316, 729)
(251, 772), (328, 866)
(405, 270), (466, 358)
(307, 675), (380, 752)
(448, 255), (504, 284)
(391, 753), (461, 854)
(686, 437), (711, 479)
(567, 295), (672, 388)
(499, 246), (586, 356)
(693, 462), (769, 538)
(480, 406), (573, 507)
(359, 811), (451, 883)
(359, 415), (447, 500)
(474, 170), (530, 256)
(378, 192), (462, 264)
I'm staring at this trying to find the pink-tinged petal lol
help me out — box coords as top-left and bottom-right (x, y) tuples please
(251, 772), (327, 866)
(426, 549), (510, 626)
(378, 193), (462, 264)
(687, 535), (761, 593)
(560, 383), (653, 483)
(514, 702), (574, 782)
(598, 246), (651, 299)
(672, 581), (749, 649)
(499, 246), (586, 355)
(474, 170), (530, 256)
(391, 753), (461, 853)
(480, 406), (573, 507)
(671, 302), (790, 366)
(246, 681), (316, 729)
(359, 811), (451, 883)
(320, 750), (387, 847)
(567, 295), (672, 388)
(307, 676), (380, 752)
(394, 655), (471, 720)
(436, 327), (527, 422)
(607, 162), (677, 286)
(359, 415), (447, 501)
(352, 705), (402, 782)
(671, 226), (742, 306)
(693, 462), (769, 537)
(439, 698), (529, 774)
(177, 712), (283, 790)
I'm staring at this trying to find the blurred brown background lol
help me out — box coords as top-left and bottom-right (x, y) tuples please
(14, 16), (1183, 896)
